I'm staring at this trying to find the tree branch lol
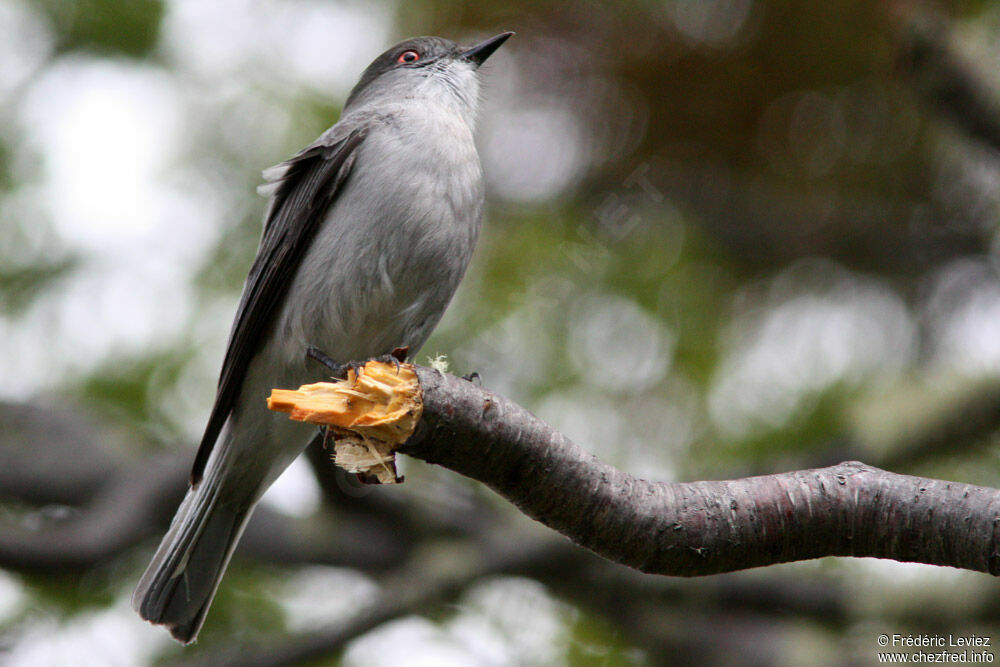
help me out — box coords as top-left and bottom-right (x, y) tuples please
(384, 366), (1000, 577)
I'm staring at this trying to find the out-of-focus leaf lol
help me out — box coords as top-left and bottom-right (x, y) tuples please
(34, 0), (164, 58)
(0, 257), (77, 315)
(73, 348), (190, 431)
(565, 607), (646, 666)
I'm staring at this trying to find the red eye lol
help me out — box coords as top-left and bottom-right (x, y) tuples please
(397, 50), (420, 64)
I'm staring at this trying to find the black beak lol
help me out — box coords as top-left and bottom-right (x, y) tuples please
(461, 32), (514, 67)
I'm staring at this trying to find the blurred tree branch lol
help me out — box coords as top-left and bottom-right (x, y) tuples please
(179, 537), (576, 667)
(0, 453), (185, 571)
(900, 16), (1000, 152)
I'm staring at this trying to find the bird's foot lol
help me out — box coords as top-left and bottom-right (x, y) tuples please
(305, 345), (411, 380)
(305, 346), (349, 379)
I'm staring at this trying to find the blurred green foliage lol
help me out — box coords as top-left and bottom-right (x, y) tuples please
(0, 258), (76, 315)
(33, 0), (164, 58)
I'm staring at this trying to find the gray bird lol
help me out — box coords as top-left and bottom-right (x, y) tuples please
(133, 32), (512, 644)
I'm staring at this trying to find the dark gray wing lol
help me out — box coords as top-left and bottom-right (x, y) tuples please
(190, 125), (369, 485)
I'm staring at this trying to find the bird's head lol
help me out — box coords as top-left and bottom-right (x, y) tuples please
(344, 32), (513, 120)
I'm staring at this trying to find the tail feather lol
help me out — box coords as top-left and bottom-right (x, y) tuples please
(132, 462), (253, 644)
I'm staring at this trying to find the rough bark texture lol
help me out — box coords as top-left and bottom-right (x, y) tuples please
(401, 367), (1000, 576)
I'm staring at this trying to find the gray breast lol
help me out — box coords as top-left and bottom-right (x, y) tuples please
(276, 104), (485, 366)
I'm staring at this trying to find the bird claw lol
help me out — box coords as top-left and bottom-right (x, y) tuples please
(345, 359), (369, 378)
(370, 346), (409, 375)
(319, 424), (333, 449)
(305, 345), (411, 380)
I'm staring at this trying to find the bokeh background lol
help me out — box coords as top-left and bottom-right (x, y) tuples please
(3, 0), (1000, 664)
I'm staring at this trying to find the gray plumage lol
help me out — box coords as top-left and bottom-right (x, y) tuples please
(132, 32), (511, 644)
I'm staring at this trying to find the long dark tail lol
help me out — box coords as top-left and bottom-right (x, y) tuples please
(131, 445), (254, 644)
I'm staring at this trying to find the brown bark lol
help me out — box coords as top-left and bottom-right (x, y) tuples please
(393, 366), (1000, 577)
